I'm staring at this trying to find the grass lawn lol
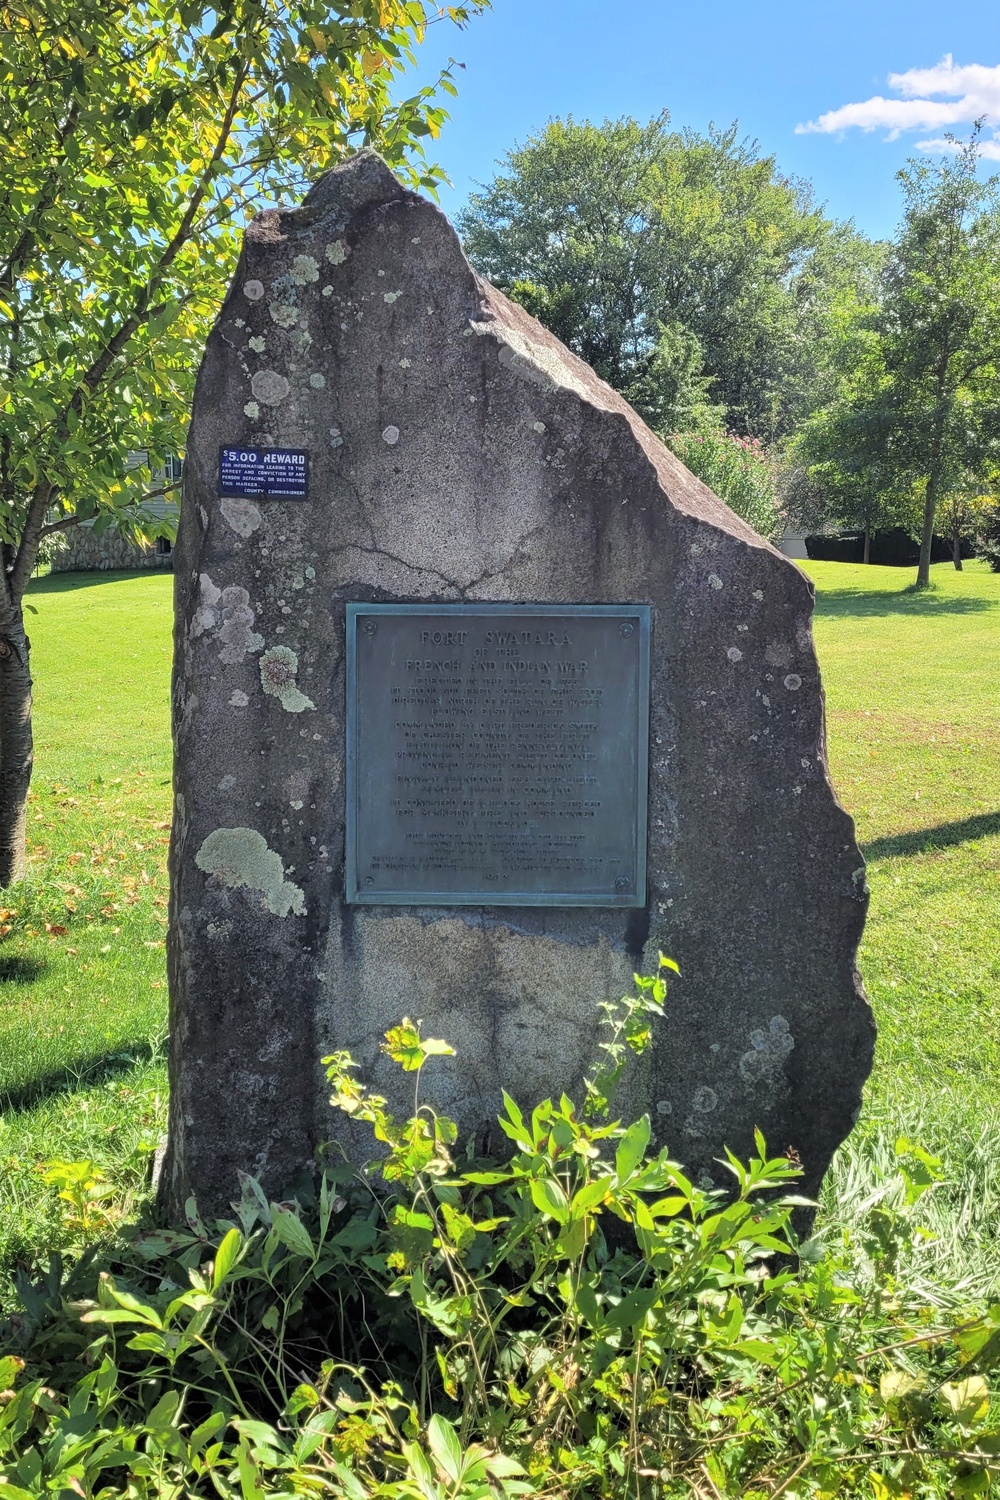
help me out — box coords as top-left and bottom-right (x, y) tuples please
(803, 560), (1000, 1123)
(0, 571), (173, 1275)
(0, 559), (997, 1287)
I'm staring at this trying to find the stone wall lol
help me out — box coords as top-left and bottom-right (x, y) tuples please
(52, 525), (173, 573)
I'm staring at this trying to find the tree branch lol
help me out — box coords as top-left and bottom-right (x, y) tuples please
(0, 101), (81, 295)
(37, 476), (181, 543)
(36, 513), (83, 540)
(9, 481), (54, 603)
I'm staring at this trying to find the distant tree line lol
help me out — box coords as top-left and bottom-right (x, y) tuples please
(459, 116), (1000, 586)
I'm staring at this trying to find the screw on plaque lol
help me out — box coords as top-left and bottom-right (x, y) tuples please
(362, 619), (377, 636)
(365, 876), (375, 886)
(614, 876), (631, 891)
(619, 621), (634, 637)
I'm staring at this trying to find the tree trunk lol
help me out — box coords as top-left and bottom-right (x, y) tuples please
(863, 521), (871, 565)
(916, 471), (938, 587)
(953, 522), (963, 571)
(0, 609), (32, 886)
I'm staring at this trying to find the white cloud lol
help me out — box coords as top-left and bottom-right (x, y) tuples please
(797, 56), (1000, 152)
(917, 135), (1000, 161)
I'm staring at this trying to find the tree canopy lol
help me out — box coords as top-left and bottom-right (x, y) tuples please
(879, 138), (1000, 583)
(0, 0), (482, 591)
(459, 114), (882, 443)
(0, 0), (482, 881)
(794, 135), (1000, 583)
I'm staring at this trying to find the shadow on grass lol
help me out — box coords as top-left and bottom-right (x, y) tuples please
(0, 955), (47, 984)
(26, 568), (172, 597)
(815, 588), (994, 620)
(0, 1042), (163, 1114)
(863, 811), (1000, 862)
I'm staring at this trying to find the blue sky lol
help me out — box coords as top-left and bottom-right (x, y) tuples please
(407, 0), (1000, 242)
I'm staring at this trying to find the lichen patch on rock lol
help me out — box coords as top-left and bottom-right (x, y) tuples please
(195, 827), (305, 917)
(259, 645), (314, 712)
(220, 498), (262, 538)
(291, 254), (320, 284)
(250, 370), (290, 406)
(217, 586), (264, 664)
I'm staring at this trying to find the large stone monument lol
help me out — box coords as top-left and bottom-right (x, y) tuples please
(164, 152), (874, 1216)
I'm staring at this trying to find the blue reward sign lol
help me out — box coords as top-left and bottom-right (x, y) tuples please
(219, 447), (309, 499)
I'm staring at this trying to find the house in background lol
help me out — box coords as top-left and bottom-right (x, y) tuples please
(51, 453), (181, 572)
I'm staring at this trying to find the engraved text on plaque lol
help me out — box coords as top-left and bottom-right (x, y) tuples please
(345, 604), (650, 906)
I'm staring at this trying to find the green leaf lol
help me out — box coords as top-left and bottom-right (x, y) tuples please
(233, 1419), (284, 1450)
(82, 1307), (162, 1328)
(426, 1414), (463, 1483)
(190, 1410), (227, 1453)
(401, 1440), (439, 1500)
(269, 1205), (315, 1260)
(615, 1115), (651, 1183)
(125, 1331), (169, 1354)
(529, 1176), (570, 1225)
(212, 1226), (243, 1287)
(574, 1277), (601, 1327)
(236, 1436), (267, 1500)
(498, 1091), (531, 1148)
(940, 1376), (990, 1426)
(732, 1338), (783, 1366)
(880, 1369), (927, 1406)
(146, 1389), (181, 1432)
(570, 1177), (611, 1218)
(605, 1284), (659, 1331)
(326, 1461), (370, 1500)
(331, 1216), (377, 1250)
(421, 1037), (456, 1057)
(485, 1453), (527, 1478)
(555, 1214), (588, 1258)
(648, 1195), (688, 1218)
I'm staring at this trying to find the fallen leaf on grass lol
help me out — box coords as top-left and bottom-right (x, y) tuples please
(45, 923), (68, 937)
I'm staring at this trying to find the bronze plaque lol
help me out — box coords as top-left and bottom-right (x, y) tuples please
(345, 604), (650, 906)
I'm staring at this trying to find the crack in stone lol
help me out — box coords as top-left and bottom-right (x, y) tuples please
(332, 543), (461, 592)
(332, 528), (547, 597)
(456, 523), (549, 598)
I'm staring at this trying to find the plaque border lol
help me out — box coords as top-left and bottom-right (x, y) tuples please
(345, 603), (650, 908)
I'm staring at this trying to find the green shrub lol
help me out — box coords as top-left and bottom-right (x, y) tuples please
(3, 962), (1000, 1498)
(669, 431), (783, 542)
